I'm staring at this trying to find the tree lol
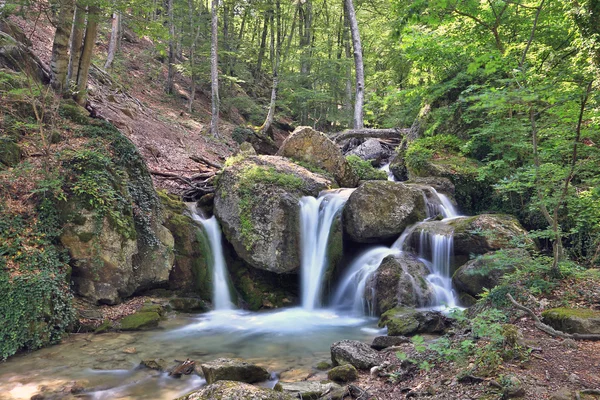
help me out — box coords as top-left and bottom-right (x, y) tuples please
(74, 6), (100, 105)
(50, 0), (75, 92)
(344, 0), (364, 129)
(210, 0), (219, 137)
(67, 3), (85, 83)
(165, 0), (175, 94)
(104, 11), (121, 70)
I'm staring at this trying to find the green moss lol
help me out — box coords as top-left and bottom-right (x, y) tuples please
(327, 364), (358, 382)
(58, 100), (89, 124)
(94, 320), (111, 334)
(0, 137), (22, 167)
(119, 311), (161, 330)
(316, 361), (332, 370)
(140, 303), (166, 316)
(345, 155), (387, 180)
(541, 307), (600, 320)
(77, 231), (94, 243)
(157, 190), (186, 214)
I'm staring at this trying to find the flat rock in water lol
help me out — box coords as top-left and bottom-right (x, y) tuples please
(201, 358), (270, 384)
(330, 340), (381, 370)
(371, 335), (410, 350)
(182, 380), (294, 400)
(279, 381), (342, 399)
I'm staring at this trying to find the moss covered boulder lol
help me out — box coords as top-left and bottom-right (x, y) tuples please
(201, 358), (270, 384)
(327, 364), (358, 382)
(343, 181), (426, 243)
(542, 308), (600, 335)
(365, 254), (435, 315)
(182, 380), (294, 400)
(214, 155), (333, 274)
(453, 249), (531, 298)
(280, 381), (342, 399)
(0, 137), (21, 167)
(330, 340), (381, 370)
(378, 307), (451, 336)
(277, 126), (359, 187)
(389, 151), (408, 181)
(118, 311), (161, 330)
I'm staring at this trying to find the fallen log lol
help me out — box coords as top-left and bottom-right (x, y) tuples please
(190, 155), (222, 169)
(330, 128), (409, 143)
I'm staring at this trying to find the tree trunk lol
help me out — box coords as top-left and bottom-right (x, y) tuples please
(345, 0), (364, 129)
(104, 12), (120, 70)
(74, 6), (99, 106)
(68, 3), (85, 83)
(210, 0), (219, 137)
(262, 1), (281, 136)
(343, 12), (352, 114)
(165, 0), (175, 94)
(255, 10), (270, 77)
(50, 0), (75, 92)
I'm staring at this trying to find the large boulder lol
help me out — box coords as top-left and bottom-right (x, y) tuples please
(542, 308), (600, 335)
(365, 254), (435, 315)
(330, 340), (381, 370)
(343, 181), (426, 243)
(378, 307), (451, 336)
(279, 381), (342, 399)
(453, 249), (531, 298)
(277, 126), (359, 187)
(214, 155), (332, 274)
(183, 381), (294, 400)
(346, 138), (388, 162)
(201, 358), (270, 384)
(0, 31), (50, 83)
(371, 335), (410, 350)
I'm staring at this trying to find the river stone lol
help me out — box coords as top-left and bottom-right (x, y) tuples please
(201, 358), (270, 384)
(330, 340), (381, 370)
(343, 181), (426, 243)
(118, 311), (161, 330)
(279, 381), (342, 399)
(214, 155), (333, 274)
(277, 126), (359, 187)
(183, 381), (294, 400)
(378, 307), (451, 336)
(140, 358), (168, 371)
(541, 308), (600, 335)
(452, 249), (531, 297)
(371, 335), (410, 350)
(327, 364), (358, 382)
(346, 138), (387, 162)
(365, 254), (435, 315)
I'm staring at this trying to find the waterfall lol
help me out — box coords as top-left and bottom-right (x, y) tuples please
(379, 163), (396, 182)
(189, 211), (233, 311)
(299, 189), (353, 310)
(416, 230), (457, 309)
(431, 188), (459, 219)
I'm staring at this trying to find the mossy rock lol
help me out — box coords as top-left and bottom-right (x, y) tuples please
(200, 358), (270, 384)
(327, 364), (358, 382)
(118, 311), (161, 330)
(169, 297), (210, 313)
(0, 137), (21, 167)
(58, 99), (89, 124)
(541, 308), (600, 335)
(315, 361), (332, 370)
(140, 302), (166, 316)
(181, 380), (295, 400)
(378, 307), (450, 336)
(279, 381), (342, 399)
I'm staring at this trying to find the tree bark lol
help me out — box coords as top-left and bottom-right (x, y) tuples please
(165, 0), (175, 94)
(210, 0), (220, 137)
(262, 1), (281, 135)
(50, 0), (75, 92)
(255, 10), (270, 77)
(104, 12), (120, 70)
(68, 3), (85, 83)
(74, 6), (99, 106)
(345, 0), (364, 129)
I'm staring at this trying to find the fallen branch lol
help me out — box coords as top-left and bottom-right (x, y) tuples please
(330, 128), (409, 143)
(190, 155), (222, 169)
(507, 294), (600, 341)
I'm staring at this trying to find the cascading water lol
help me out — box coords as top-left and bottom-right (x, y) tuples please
(299, 189), (353, 310)
(189, 211), (233, 311)
(379, 163), (396, 182)
(417, 230), (457, 309)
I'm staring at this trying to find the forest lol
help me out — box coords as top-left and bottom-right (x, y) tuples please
(0, 0), (599, 399)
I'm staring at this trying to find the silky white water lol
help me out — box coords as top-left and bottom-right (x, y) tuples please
(379, 163), (396, 181)
(299, 189), (353, 310)
(417, 230), (457, 309)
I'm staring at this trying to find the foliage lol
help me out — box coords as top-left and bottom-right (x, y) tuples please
(345, 155), (387, 181)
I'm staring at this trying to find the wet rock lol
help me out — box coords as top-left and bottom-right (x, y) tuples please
(118, 311), (161, 330)
(330, 340), (381, 370)
(201, 358), (270, 384)
(378, 307), (451, 336)
(168, 297), (210, 313)
(371, 335), (410, 350)
(389, 152), (408, 181)
(327, 364), (358, 382)
(453, 249), (531, 297)
(343, 181), (426, 243)
(280, 381), (342, 399)
(365, 254), (435, 315)
(277, 126), (359, 187)
(542, 308), (600, 335)
(140, 358), (168, 371)
(315, 361), (332, 370)
(214, 155), (332, 274)
(346, 138), (387, 162)
(182, 380), (294, 400)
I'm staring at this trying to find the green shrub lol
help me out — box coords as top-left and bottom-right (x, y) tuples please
(232, 126), (253, 144)
(346, 155), (387, 180)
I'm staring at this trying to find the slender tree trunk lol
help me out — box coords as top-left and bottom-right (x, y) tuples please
(262, 1), (281, 136)
(210, 0), (219, 137)
(117, 11), (122, 51)
(343, 12), (352, 114)
(187, 0), (201, 113)
(166, 0), (175, 94)
(74, 6), (99, 106)
(255, 10), (270, 77)
(345, 0), (364, 129)
(67, 3), (85, 83)
(104, 12), (120, 70)
(50, 0), (75, 92)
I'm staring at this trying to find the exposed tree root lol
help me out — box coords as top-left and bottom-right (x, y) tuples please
(189, 155), (222, 169)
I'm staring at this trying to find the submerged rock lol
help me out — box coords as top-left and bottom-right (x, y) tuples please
(280, 381), (342, 399)
(327, 364), (358, 382)
(542, 308), (600, 335)
(452, 249), (531, 297)
(201, 358), (270, 384)
(378, 307), (451, 336)
(182, 380), (294, 400)
(371, 335), (410, 350)
(139, 358), (168, 371)
(214, 155), (332, 274)
(365, 254), (435, 315)
(343, 181), (426, 243)
(277, 126), (359, 187)
(330, 340), (381, 370)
